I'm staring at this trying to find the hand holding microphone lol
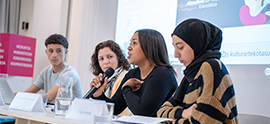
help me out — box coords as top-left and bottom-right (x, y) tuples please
(83, 67), (114, 99)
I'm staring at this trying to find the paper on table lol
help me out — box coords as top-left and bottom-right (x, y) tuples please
(114, 115), (173, 124)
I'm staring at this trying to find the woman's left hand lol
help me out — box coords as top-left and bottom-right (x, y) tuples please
(122, 78), (144, 92)
(182, 104), (197, 119)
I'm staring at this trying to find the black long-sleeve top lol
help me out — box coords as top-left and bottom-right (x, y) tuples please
(96, 66), (178, 116)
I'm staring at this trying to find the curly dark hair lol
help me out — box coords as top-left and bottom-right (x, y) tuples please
(91, 40), (130, 76)
(45, 34), (68, 49)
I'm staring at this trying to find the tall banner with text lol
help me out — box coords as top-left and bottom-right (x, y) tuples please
(0, 33), (36, 77)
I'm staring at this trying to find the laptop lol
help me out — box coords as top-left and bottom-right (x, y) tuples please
(0, 78), (15, 105)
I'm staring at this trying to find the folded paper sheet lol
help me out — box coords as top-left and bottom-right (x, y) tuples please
(65, 98), (107, 123)
(9, 92), (46, 112)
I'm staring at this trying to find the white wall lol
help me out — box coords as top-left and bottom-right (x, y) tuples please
(18, 0), (34, 36)
(14, 0), (118, 94)
(12, 0), (70, 92)
(229, 65), (270, 117)
(67, 0), (118, 94)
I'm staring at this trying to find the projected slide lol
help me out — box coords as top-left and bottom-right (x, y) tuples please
(115, 0), (270, 65)
(175, 0), (270, 65)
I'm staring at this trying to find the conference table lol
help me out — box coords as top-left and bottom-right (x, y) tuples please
(0, 105), (118, 124)
(1, 105), (168, 124)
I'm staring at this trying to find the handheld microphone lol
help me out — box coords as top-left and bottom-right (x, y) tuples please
(83, 67), (115, 99)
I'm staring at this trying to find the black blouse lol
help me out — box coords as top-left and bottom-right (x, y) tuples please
(96, 66), (178, 116)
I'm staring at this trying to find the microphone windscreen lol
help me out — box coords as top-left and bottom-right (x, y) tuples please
(104, 67), (115, 78)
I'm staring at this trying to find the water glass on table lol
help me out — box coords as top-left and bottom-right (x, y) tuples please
(54, 77), (74, 117)
(94, 102), (114, 124)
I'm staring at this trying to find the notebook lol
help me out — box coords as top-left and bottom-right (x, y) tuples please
(0, 78), (15, 105)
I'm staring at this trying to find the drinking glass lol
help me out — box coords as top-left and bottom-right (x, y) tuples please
(94, 102), (114, 124)
(54, 77), (74, 117)
(42, 93), (48, 106)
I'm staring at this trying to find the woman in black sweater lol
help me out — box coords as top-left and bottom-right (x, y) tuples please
(91, 29), (178, 116)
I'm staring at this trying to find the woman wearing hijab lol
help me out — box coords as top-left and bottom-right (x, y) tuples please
(91, 29), (178, 116)
(157, 19), (238, 123)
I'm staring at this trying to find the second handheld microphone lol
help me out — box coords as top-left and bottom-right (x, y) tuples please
(83, 67), (115, 99)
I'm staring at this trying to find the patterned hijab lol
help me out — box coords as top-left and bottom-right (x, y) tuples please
(172, 18), (222, 105)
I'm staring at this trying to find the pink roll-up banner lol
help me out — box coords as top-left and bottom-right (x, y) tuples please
(0, 33), (36, 77)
